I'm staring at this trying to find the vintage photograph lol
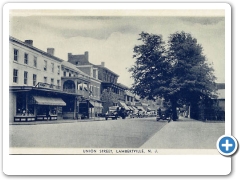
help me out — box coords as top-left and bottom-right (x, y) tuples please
(8, 8), (225, 154)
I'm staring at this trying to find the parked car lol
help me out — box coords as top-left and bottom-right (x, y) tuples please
(156, 107), (172, 121)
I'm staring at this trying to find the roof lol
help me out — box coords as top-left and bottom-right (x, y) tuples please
(61, 61), (90, 77)
(125, 90), (134, 97)
(10, 36), (63, 63)
(95, 65), (119, 77)
(217, 89), (225, 99)
(117, 83), (129, 90)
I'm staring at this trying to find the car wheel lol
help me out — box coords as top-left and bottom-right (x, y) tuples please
(105, 117), (108, 120)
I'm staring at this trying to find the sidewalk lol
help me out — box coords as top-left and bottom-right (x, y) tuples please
(10, 117), (106, 125)
(140, 118), (225, 149)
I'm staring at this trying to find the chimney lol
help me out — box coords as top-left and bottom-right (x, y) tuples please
(68, 53), (72, 61)
(101, 62), (105, 67)
(47, 48), (55, 56)
(84, 51), (89, 62)
(24, 40), (33, 46)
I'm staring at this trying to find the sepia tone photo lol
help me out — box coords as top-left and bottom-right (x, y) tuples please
(8, 8), (226, 155)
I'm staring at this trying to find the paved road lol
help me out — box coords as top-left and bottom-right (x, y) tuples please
(9, 117), (225, 149)
(10, 117), (167, 148)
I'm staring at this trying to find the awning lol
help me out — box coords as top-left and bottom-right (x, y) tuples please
(132, 106), (139, 112)
(147, 107), (154, 111)
(118, 101), (130, 110)
(33, 96), (66, 106)
(136, 106), (145, 111)
(89, 101), (95, 108)
(127, 106), (134, 110)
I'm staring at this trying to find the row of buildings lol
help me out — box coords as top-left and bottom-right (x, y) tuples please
(9, 36), (158, 122)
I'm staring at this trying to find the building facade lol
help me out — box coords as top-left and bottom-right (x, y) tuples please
(9, 37), (66, 122)
(68, 52), (127, 114)
(9, 36), (95, 122)
(68, 52), (102, 117)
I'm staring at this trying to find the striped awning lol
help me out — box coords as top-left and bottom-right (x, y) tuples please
(118, 101), (130, 110)
(33, 96), (66, 106)
(127, 106), (134, 110)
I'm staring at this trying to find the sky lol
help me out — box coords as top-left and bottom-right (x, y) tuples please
(9, 10), (225, 87)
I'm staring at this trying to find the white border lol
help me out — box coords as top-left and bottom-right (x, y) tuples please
(3, 2), (232, 176)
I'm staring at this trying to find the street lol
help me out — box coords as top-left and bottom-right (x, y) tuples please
(10, 117), (167, 148)
(9, 117), (225, 149)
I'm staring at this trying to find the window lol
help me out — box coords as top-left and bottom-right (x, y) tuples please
(33, 74), (37, 86)
(24, 53), (28, 64)
(51, 78), (54, 85)
(69, 73), (72, 77)
(63, 71), (66, 77)
(33, 57), (37, 67)
(44, 77), (47, 83)
(14, 49), (18, 61)
(51, 63), (54, 72)
(57, 80), (60, 86)
(57, 65), (60, 75)
(13, 69), (18, 83)
(24, 71), (28, 85)
(93, 69), (96, 78)
(44, 60), (47, 71)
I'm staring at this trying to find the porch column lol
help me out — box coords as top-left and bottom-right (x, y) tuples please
(74, 97), (77, 119)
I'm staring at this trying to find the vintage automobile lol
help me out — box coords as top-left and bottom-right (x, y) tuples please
(105, 106), (119, 120)
(156, 107), (172, 121)
(105, 106), (128, 120)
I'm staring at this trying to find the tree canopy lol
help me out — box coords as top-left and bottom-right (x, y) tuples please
(129, 31), (217, 120)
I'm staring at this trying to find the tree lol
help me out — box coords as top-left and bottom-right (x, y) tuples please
(100, 88), (119, 114)
(129, 31), (217, 120)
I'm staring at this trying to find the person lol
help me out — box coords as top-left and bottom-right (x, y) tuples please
(22, 109), (26, 116)
(46, 108), (50, 120)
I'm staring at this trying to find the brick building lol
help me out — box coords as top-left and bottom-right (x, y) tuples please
(68, 52), (127, 114)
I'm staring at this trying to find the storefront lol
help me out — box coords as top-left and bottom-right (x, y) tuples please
(10, 87), (73, 122)
(31, 96), (66, 121)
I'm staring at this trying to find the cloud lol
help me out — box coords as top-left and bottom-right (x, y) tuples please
(179, 17), (224, 25)
(9, 15), (225, 86)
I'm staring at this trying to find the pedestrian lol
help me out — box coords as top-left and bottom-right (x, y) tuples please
(46, 108), (50, 120)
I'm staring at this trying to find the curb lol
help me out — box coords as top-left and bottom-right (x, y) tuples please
(10, 118), (106, 125)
